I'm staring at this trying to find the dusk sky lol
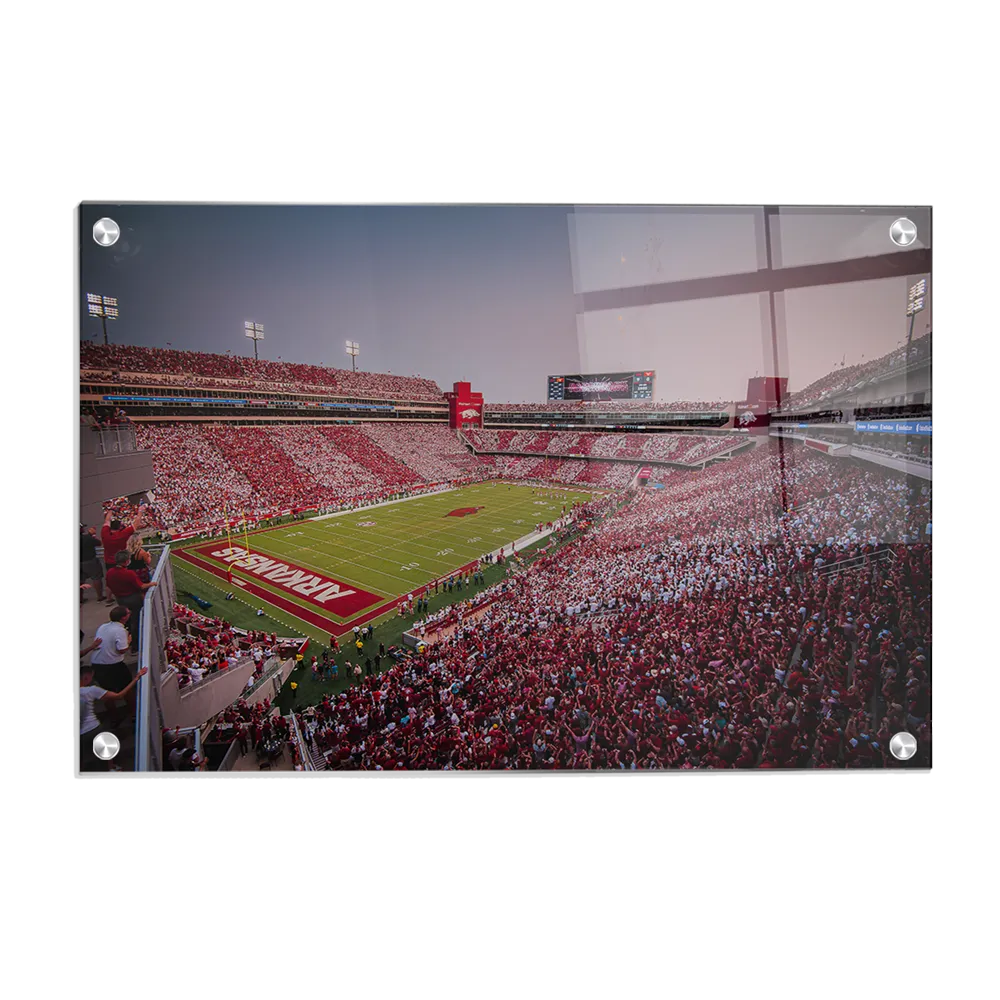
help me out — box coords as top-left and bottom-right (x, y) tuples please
(80, 205), (931, 402)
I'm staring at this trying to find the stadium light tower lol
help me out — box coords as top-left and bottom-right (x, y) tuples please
(86, 293), (119, 345)
(244, 320), (264, 361)
(905, 277), (927, 350)
(345, 339), (360, 373)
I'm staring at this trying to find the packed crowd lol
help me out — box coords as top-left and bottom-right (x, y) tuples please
(484, 456), (639, 487)
(776, 334), (933, 413)
(486, 399), (732, 413)
(203, 698), (293, 769)
(131, 422), (493, 530)
(286, 442), (929, 769)
(80, 343), (444, 400)
(165, 605), (277, 689)
(361, 423), (489, 481)
(466, 429), (747, 466)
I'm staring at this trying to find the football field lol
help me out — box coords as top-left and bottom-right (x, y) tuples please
(173, 482), (597, 639)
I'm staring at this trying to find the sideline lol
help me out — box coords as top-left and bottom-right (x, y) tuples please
(310, 485), (458, 521)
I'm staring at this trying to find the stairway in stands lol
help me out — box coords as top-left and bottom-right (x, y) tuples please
(305, 739), (328, 770)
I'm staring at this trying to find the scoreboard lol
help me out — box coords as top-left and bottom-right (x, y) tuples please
(547, 371), (655, 401)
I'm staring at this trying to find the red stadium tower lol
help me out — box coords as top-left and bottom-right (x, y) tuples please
(735, 376), (788, 432)
(445, 381), (484, 430)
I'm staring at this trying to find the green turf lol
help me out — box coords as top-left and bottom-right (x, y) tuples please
(176, 482), (595, 628)
(272, 519), (587, 712)
(165, 482), (599, 710)
(173, 560), (309, 638)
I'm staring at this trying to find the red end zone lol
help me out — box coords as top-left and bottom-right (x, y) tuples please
(177, 543), (382, 619)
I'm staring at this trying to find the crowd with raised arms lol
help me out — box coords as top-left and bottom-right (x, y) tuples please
(280, 444), (929, 770)
(80, 343), (443, 399)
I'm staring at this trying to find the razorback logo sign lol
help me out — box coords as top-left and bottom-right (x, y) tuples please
(460, 408), (480, 419)
(446, 506), (485, 517)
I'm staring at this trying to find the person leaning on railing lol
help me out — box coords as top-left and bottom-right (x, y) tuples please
(80, 661), (147, 772)
(105, 551), (158, 653)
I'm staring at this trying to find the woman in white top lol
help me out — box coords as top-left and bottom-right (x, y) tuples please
(80, 661), (147, 772)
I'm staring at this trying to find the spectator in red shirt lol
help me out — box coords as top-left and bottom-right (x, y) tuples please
(101, 506), (145, 592)
(106, 550), (158, 651)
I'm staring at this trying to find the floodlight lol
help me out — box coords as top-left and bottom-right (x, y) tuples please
(243, 320), (264, 359)
(86, 291), (119, 344)
(904, 276), (929, 347)
(345, 340), (360, 371)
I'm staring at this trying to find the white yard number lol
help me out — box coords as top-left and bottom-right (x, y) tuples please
(400, 562), (420, 571)
(512, 519), (523, 525)
(492, 527), (503, 533)
(466, 536), (481, 544)
(437, 548), (454, 557)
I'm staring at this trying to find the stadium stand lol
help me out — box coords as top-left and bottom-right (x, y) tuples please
(81, 343), (444, 400)
(291, 443), (930, 770)
(166, 605), (275, 690)
(358, 423), (492, 481)
(81, 342), (930, 772)
(487, 400), (732, 412)
(466, 429), (747, 465)
(775, 334), (932, 412)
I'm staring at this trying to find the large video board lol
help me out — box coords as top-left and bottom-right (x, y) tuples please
(547, 371), (655, 401)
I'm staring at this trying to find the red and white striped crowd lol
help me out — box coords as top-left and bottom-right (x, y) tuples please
(81, 343), (444, 400)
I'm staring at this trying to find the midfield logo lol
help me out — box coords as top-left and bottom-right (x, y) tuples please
(446, 506), (485, 517)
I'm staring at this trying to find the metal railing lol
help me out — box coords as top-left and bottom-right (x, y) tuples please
(91, 424), (139, 456)
(287, 712), (315, 770)
(134, 545), (175, 772)
(814, 545), (897, 578)
(240, 656), (284, 700)
(174, 654), (255, 693)
(216, 739), (241, 772)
